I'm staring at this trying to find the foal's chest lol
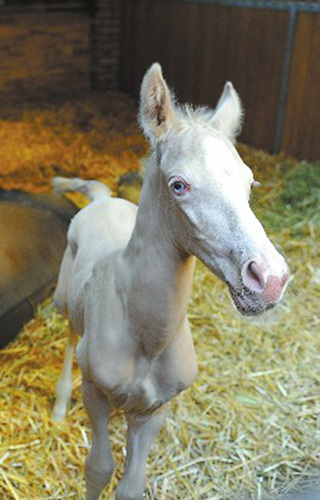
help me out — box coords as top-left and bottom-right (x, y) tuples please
(103, 349), (196, 414)
(77, 259), (198, 414)
(78, 325), (197, 415)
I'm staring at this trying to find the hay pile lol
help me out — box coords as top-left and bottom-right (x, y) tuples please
(0, 91), (147, 194)
(0, 93), (319, 499)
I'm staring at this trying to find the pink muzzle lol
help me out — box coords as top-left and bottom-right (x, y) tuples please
(227, 255), (289, 316)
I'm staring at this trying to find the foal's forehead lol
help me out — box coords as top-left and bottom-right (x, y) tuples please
(202, 134), (250, 174)
(165, 127), (252, 180)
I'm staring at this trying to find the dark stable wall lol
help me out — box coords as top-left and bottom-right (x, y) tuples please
(0, 8), (90, 98)
(282, 12), (320, 160)
(1, 1), (319, 160)
(118, 0), (320, 160)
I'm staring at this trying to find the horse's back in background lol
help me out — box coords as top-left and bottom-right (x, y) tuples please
(0, 188), (78, 348)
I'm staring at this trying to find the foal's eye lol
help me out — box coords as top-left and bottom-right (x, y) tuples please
(169, 176), (190, 196)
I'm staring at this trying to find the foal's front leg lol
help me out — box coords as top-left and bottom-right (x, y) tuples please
(115, 406), (169, 500)
(82, 379), (115, 500)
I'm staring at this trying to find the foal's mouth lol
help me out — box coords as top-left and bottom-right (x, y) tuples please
(227, 283), (276, 317)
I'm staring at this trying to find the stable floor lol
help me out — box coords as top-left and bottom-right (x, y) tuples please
(0, 91), (319, 499)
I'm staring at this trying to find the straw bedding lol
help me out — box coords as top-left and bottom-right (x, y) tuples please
(0, 92), (319, 499)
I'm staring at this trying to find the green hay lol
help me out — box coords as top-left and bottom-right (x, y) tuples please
(281, 162), (320, 210)
(248, 159), (320, 243)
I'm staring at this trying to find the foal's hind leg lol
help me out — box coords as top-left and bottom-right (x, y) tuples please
(52, 322), (77, 421)
(115, 406), (169, 500)
(83, 379), (115, 500)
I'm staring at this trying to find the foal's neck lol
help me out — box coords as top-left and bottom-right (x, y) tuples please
(124, 154), (195, 355)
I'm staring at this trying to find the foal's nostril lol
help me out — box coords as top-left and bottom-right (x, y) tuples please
(242, 260), (268, 292)
(249, 261), (268, 288)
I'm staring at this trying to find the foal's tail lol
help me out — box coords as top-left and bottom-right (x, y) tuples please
(52, 177), (112, 202)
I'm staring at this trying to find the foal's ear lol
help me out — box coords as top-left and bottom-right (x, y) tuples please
(210, 82), (243, 143)
(139, 63), (176, 143)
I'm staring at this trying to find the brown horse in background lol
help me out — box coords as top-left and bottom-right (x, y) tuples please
(0, 188), (78, 348)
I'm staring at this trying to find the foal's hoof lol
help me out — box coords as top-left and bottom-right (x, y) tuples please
(115, 484), (144, 500)
(52, 403), (67, 422)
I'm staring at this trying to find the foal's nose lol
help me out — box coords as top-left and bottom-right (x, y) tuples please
(241, 257), (290, 298)
(241, 259), (269, 293)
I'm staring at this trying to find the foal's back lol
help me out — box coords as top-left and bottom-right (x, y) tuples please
(69, 197), (137, 261)
(54, 196), (138, 332)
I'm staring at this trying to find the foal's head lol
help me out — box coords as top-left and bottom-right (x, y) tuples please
(139, 63), (289, 316)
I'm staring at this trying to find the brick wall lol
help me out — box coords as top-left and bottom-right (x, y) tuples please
(90, 0), (121, 90)
(0, 10), (90, 97)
